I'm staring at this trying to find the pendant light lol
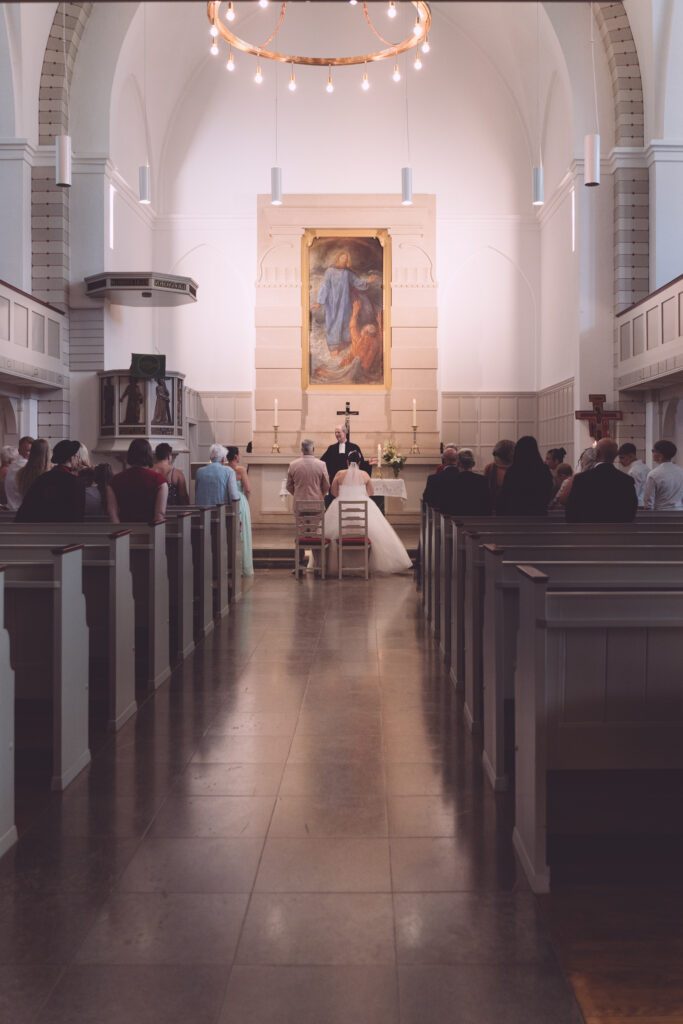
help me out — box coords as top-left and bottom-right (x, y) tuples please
(55, 3), (71, 187)
(271, 67), (282, 205)
(401, 56), (413, 205)
(532, 2), (544, 207)
(584, 2), (601, 187)
(138, 3), (151, 204)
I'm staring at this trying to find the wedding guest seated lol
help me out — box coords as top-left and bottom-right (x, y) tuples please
(644, 439), (683, 510)
(483, 438), (514, 505)
(12, 438), (50, 512)
(81, 462), (113, 517)
(565, 438), (637, 523)
(549, 463), (573, 508)
(107, 439), (168, 524)
(4, 435), (35, 510)
(617, 442), (649, 507)
(195, 443), (240, 506)
(545, 446), (567, 495)
(556, 446), (596, 506)
(154, 442), (189, 506)
(495, 435), (554, 516)
(436, 449), (491, 516)
(423, 447), (458, 507)
(0, 445), (18, 505)
(16, 439), (85, 522)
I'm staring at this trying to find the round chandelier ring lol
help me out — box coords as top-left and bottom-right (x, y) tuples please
(207, 1), (432, 66)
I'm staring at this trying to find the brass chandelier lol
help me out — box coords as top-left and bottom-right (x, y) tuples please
(206, 1), (432, 87)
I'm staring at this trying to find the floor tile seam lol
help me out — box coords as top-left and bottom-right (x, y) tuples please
(377, 658), (403, 1017)
(26, 962), (71, 1024)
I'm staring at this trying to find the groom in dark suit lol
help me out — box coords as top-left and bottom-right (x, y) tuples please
(321, 425), (369, 507)
(566, 438), (637, 522)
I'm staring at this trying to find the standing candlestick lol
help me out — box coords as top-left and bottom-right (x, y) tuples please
(271, 425), (280, 454)
(412, 398), (417, 428)
(377, 443), (383, 478)
(410, 425), (420, 454)
(273, 398), (278, 427)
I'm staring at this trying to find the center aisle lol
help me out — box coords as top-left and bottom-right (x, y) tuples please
(2, 574), (582, 1023)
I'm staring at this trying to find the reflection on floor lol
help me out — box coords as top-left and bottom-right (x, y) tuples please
(1, 574), (679, 1023)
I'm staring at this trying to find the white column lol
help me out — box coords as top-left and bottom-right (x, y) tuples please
(10, 396), (38, 439)
(644, 390), (659, 465)
(0, 141), (33, 291)
(648, 142), (683, 289)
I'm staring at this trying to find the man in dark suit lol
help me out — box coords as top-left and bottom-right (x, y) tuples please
(434, 449), (491, 516)
(423, 448), (458, 507)
(565, 438), (637, 522)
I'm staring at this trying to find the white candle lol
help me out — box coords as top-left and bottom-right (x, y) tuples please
(377, 443), (382, 466)
(412, 398), (417, 427)
(273, 398), (278, 427)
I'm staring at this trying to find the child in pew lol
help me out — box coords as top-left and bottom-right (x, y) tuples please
(15, 439), (86, 522)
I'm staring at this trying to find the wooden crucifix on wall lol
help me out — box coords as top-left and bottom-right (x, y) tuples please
(575, 394), (623, 440)
(336, 400), (359, 441)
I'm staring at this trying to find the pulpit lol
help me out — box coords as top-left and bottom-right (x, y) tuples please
(94, 369), (188, 465)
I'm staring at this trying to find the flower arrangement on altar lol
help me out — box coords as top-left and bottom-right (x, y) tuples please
(381, 440), (407, 478)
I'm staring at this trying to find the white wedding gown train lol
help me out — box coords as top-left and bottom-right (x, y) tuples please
(324, 467), (412, 575)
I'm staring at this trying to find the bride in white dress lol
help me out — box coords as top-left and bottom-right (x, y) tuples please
(325, 451), (413, 575)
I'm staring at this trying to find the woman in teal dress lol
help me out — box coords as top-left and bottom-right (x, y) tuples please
(227, 446), (253, 576)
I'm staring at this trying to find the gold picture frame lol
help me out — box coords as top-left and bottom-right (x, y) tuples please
(302, 228), (391, 392)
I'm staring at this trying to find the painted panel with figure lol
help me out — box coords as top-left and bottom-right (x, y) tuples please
(303, 229), (390, 391)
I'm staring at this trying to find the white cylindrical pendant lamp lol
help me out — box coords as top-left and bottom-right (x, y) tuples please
(55, 134), (72, 188)
(138, 164), (151, 205)
(271, 166), (282, 206)
(401, 166), (413, 206)
(584, 133), (601, 187)
(532, 165), (544, 207)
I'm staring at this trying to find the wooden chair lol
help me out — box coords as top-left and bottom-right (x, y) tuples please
(338, 500), (371, 579)
(294, 501), (330, 579)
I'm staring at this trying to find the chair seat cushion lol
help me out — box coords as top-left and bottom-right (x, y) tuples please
(339, 536), (371, 545)
(297, 537), (331, 545)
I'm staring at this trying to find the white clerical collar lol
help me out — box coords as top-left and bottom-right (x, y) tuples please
(338, 442), (346, 453)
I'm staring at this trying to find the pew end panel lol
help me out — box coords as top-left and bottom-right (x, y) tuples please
(0, 569), (18, 857)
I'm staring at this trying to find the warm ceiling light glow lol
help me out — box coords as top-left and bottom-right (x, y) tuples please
(226, 49), (235, 71)
(349, 1), (358, 5)
(259, 0), (268, 7)
(254, 63), (263, 83)
(326, 67), (334, 92)
(209, 23), (218, 37)
(388, 2), (397, 17)
(413, 55), (422, 70)
(421, 35), (430, 53)
(288, 65), (297, 91)
(392, 63), (401, 82)
(413, 17), (423, 36)
(361, 69), (370, 90)
(210, 41), (219, 55)
(226, 1), (235, 21)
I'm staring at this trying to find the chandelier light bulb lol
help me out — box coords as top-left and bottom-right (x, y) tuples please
(226, 1), (235, 21)
(326, 67), (334, 93)
(421, 35), (430, 53)
(226, 49), (235, 71)
(259, 0), (268, 7)
(254, 64), (263, 83)
(388, 2), (397, 18)
(210, 40), (219, 55)
(413, 17), (424, 37)
(361, 70), (370, 91)
(392, 63), (401, 83)
(349, 1), (358, 5)
(209, 23), (219, 37)
(288, 65), (297, 91)
(413, 55), (422, 70)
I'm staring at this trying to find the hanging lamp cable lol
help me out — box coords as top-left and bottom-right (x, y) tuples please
(590, 1), (600, 134)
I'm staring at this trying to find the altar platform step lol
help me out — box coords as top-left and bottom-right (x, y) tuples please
(253, 545), (418, 571)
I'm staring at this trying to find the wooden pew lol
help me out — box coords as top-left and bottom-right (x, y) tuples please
(226, 501), (242, 603)
(481, 546), (683, 792)
(163, 511), (195, 663)
(452, 522), (683, 693)
(513, 565), (683, 892)
(0, 532), (136, 733)
(4, 544), (90, 791)
(0, 568), (17, 856)
(5, 522), (171, 693)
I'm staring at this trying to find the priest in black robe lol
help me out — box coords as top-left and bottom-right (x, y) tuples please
(321, 425), (369, 507)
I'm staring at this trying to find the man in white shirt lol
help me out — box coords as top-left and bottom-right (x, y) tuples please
(643, 439), (683, 510)
(617, 442), (649, 506)
(4, 435), (34, 510)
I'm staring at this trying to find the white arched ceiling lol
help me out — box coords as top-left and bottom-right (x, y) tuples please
(0, 8), (18, 136)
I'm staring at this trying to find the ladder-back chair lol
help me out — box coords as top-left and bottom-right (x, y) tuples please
(338, 500), (371, 579)
(294, 500), (330, 579)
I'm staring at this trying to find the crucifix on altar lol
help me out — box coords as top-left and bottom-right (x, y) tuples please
(575, 394), (623, 440)
(336, 400), (359, 441)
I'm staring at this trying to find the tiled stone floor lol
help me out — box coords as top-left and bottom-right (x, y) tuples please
(0, 574), (586, 1023)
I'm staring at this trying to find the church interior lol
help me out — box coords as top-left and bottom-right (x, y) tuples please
(1, 1), (683, 1021)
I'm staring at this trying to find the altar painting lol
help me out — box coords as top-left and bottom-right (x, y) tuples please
(303, 229), (390, 391)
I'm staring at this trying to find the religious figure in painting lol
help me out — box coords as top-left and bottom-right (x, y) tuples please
(152, 378), (172, 426)
(101, 376), (115, 426)
(120, 377), (144, 425)
(307, 235), (386, 388)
